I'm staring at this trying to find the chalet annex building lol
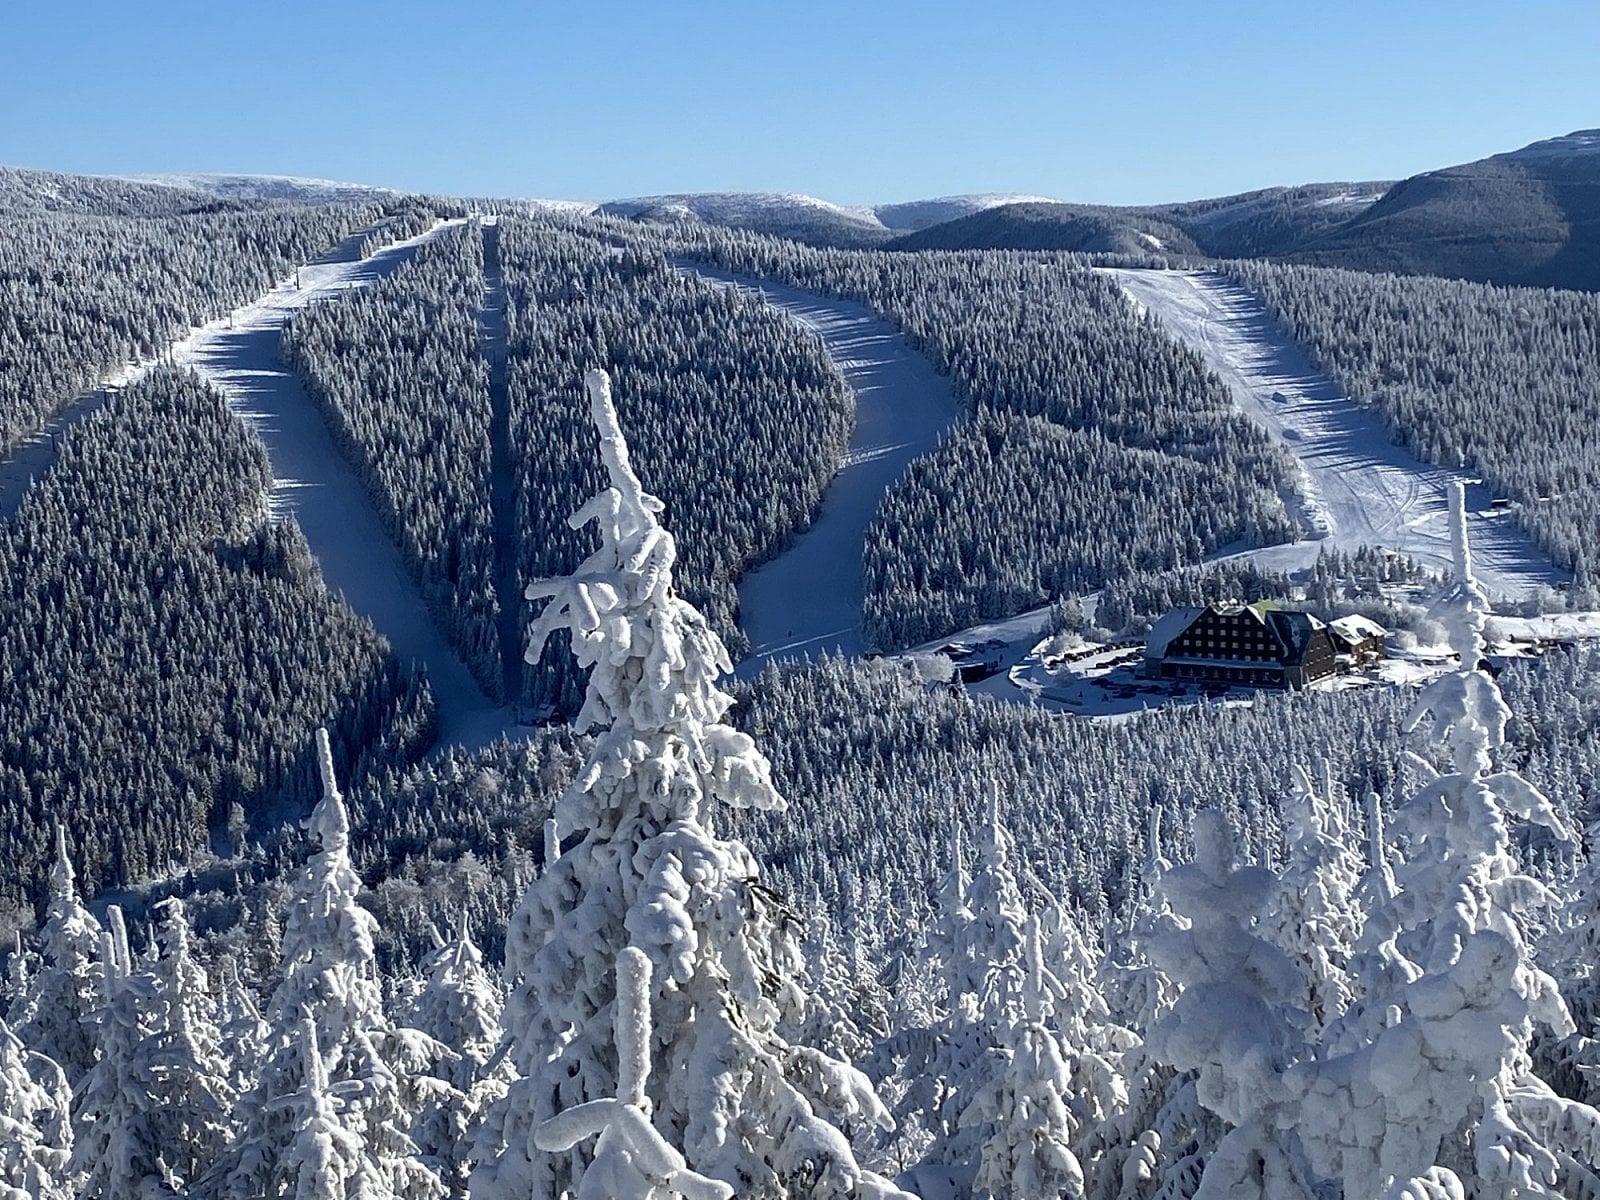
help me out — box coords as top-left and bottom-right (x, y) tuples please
(1143, 601), (1386, 689)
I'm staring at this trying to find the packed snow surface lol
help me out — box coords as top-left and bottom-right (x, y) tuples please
(680, 267), (965, 676)
(1101, 269), (1566, 603)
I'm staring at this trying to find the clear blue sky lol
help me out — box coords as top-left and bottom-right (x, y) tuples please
(3, 0), (1596, 206)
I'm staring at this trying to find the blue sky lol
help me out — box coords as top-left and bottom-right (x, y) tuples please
(3, 0), (1596, 205)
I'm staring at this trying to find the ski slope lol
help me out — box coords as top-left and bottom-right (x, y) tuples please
(681, 267), (965, 676)
(1103, 268), (1566, 603)
(168, 220), (517, 751)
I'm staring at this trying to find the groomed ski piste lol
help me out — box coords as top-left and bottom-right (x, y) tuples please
(886, 269), (1590, 718)
(680, 266), (966, 678)
(1102, 267), (1566, 601)
(0, 217), (519, 753)
(170, 219), (518, 752)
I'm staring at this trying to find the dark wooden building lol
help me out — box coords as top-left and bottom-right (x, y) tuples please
(1142, 601), (1344, 689)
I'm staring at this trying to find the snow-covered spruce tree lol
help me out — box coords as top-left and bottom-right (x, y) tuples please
(17, 826), (103, 1085)
(1260, 762), (1363, 1040)
(1295, 484), (1599, 1198)
(1144, 809), (1316, 1200)
(0, 1016), (71, 1200)
(961, 916), (1086, 1200)
(1037, 905), (1133, 1186)
(1088, 811), (1201, 1200)
(1542, 819), (1600, 1108)
(215, 960), (270, 1101)
(140, 898), (238, 1190)
(277, 1020), (368, 1199)
(409, 921), (507, 1197)
(871, 812), (981, 1180)
(929, 815), (978, 1020)
(882, 792), (1036, 1185)
(472, 369), (905, 1200)
(534, 947), (734, 1200)
(70, 907), (163, 1199)
(196, 729), (447, 1200)
(967, 788), (1031, 1028)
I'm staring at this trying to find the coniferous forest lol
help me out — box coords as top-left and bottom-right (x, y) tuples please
(5, 156), (1600, 1200)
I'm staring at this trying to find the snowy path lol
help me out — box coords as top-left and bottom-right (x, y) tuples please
(1102, 268), (1565, 603)
(680, 266), (965, 676)
(169, 220), (517, 751)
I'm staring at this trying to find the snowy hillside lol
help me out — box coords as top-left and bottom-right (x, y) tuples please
(871, 193), (1059, 231)
(599, 190), (889, 245)
(111, 172), (398, 204)
(1500, 128), (1600, 159)
(596, 190), (1061, 243)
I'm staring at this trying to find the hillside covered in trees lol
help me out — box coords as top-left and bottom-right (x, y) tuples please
(5, 147), (1600, 1197)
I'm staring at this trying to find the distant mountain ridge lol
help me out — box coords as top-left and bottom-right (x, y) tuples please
(1289, 129), (1600, 290)
(886, 182), (1395, 259)
(595, 191), (1059, 246)
(18, 128), (1600, 288)
(110, 172), (398, 205)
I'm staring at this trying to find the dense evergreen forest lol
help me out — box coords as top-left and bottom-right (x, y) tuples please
(1226, 260), (1600, 585)
(674, 230), (1295, 646)
(501, 220), (850, 705)
(0, 199), (402, 455)
(5, 445), (1600, 1196)
(5, 161), (1600, 1195)
(272, 214), (851, 711)
(0, 370), (433, 910)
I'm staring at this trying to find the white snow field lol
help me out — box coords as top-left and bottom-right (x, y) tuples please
(681, 267), (965, 678)
(166, 220), (516, 751)
(1102, 268), (1566, 603)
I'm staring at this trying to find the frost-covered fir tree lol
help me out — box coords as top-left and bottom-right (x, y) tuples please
(1544, 815), (1600, 1108)
(1260, 762), (1363, 1040)
(967, 789), (1031, 1029)
(196, 729), (446, 1200)
(472, 369), (905, 1200)
(1037, 905), (1132, 1186)
(1296, 485), (1594, 1198)
(1088, 811), (1202, 1200)
(215, 960), (269, 1100)
(961, 917), (1086, 1200)
(140, 898), (238, 1190)
(881, 794), (1035, 1185)
(534, 948), (734, 1200)
(409, 922), (506, 1197)
(278, 1021), (367, 1200)
(17, 826), (103, 1084)
(1145, 810), (1315, 1200)
(70, 908), (164, 1199)
(0, 1016), (71, 1200)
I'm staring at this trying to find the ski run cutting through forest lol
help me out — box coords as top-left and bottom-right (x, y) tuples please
(680, 265), (966, 675)
(479, 216), (524, 706)
(167, 219), (518, 751)
(1103, 267), (1567, 601)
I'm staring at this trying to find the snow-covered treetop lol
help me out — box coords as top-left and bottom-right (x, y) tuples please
(524, 367), (783, 831)
(309, 726), (352, 857)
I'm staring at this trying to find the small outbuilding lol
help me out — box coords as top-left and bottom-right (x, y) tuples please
(1327, 614), (1388, 661)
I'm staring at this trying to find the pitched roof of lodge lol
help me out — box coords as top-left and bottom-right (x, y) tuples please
(1144, 606), (1206, 659)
